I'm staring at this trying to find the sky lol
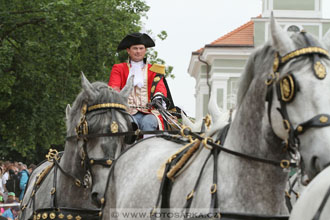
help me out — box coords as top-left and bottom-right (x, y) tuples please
(142, 0), (330, 118)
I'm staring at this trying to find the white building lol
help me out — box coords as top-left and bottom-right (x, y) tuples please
(188, 0), (330, 119)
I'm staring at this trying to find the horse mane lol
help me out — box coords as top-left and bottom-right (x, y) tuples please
(236, 43), (274, 110)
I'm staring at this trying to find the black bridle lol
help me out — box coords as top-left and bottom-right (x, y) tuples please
(265, 31), (330, 169)
(21, 102), (139, 220)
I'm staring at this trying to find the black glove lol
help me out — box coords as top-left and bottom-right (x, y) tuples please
(151, 95), (168, 110)
(151, 97), (163, 109)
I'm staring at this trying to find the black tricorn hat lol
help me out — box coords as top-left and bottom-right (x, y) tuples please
(117, 33), (155, 51)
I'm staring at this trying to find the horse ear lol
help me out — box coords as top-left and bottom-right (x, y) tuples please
(65, 104), (71, 119)
(120, 76), (134, 99)
(181, 111), (195, 129)
(81, 72), (97, 101)
(270, 12), (295, 56)
(181, 112), (203, 132)
(322, 30), (330, 51)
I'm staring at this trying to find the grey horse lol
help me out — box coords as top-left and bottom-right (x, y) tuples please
(102, 16), (330, 220)
(20, 74), (134, 219)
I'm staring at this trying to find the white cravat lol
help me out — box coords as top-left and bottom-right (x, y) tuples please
(129, 60), (144, 88)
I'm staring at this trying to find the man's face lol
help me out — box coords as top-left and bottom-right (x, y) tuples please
(126, 44), (146, 62)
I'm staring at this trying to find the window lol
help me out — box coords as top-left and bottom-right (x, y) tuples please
(287, 25), (300, 33)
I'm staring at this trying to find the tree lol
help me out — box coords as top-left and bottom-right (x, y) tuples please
(0, 0), (170, 163)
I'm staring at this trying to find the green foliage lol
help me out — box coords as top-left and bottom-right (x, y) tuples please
(0, 0), (169, 164)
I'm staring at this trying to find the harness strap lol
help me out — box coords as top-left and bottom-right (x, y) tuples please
(21, 161), (56, 220)
(294, 114), (330, 136)
(34, 207), (100, 220)
(52, 162), (58, 209)
(151, 141), (200, 220)
(210, 146), (219, 216)
(183, 130), (296, 168)
(183, 152), (212, 215)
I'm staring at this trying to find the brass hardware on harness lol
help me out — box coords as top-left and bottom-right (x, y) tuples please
(281, 47), (330, 64)
(265, 72), (277, 86)
(37, 213), (41, 220)
(99, 211), (102, 217)
(90, 159), (94, 165)
(180, 125), (191, 137)
(67, 214), (73, 220)
(180, 126), (193, 142)
(214, 213), (221, 219)
(320, 116), (329, 123)
(283, 120), (291, 133)
(154, 76), (161, 82)
(49, 212), (56, 219)
(296, 126), (303, 133)
(186, 190), (194, 200)
(135, 129), (141, 136)
(273, 52), (280, 73)
(42, 213), (48, 219)
(46, 149), (59, 162)
(106, 160), (112, 165)
(33, 214), (37, 220)
(75, 215), (82, 220)
(58, 213), (64, 219)
(280, 160), (290, 169)
(285, 191), (291, 198)
(75, 179), (81, 187)
(111, 121), (119, 133)
(22, 204), (27, 211)
(204, 114), (212, 129)
(31, 189), (36, 197)
(81, 104), (87, 115)
(314, 61), (326, 79)
(76, 116), (88, 137)
(202, 137), (214, 150)
(50, 187), (56, 195)
(100, 197), (105, 204)
(210, 184), (217, 194)
(87, 103), (127, 112)
(280, 75), (295, 102)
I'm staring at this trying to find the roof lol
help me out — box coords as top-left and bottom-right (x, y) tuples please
(196, 16), (260, 54)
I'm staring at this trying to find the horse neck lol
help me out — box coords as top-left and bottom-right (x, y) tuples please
(217, 90), (289, 213)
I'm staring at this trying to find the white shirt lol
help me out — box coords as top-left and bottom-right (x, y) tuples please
(128, 60), (145, 88)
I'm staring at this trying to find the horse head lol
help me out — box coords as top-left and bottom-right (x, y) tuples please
(64, 73), (135, 206)
(267, 15), (330, 180)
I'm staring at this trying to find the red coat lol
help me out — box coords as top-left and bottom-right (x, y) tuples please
(108, 63), (167, 100)
(108, 62), (167, 130)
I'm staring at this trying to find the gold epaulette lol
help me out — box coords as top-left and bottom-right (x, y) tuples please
(150, 63), (165, 74)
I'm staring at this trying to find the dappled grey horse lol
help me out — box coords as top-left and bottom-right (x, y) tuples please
(19, 74), (135, 219)
(103, 16), (330, 219)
